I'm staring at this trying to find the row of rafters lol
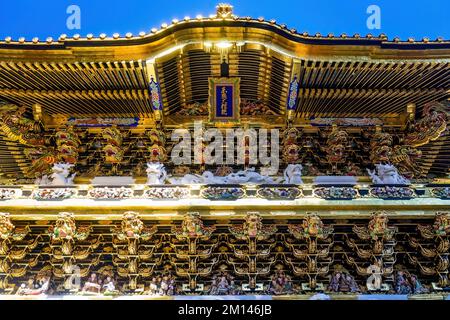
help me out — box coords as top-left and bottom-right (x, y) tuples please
(298, 60), (450, 90)
(295, 88), (449, 118)
(0, 61), (149, 91)
(0, 89), (152, 117)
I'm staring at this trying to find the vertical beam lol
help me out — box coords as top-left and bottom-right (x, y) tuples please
(146, 60), (164, 125)
(286, 59), (301, 125)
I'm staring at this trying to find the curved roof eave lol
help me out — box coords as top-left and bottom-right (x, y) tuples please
(0, 18), (449, 62)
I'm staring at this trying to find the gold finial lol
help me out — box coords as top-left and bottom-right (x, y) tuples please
(216, 3), (234, 18)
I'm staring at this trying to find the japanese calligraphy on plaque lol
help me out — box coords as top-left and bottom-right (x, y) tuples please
(208, 78), (240, 123)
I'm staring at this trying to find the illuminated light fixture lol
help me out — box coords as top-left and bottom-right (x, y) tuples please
(204, 42), (212, 48)
(99, 33), (107, 39)
(152, 213), (178, 217)
(184, 16), (190, 21)
(196, 14), (203, 20)
(211, 211), (235, 216)
(161, 23), (168, 29)
(236, 41), (245, 47)
(112, 33), (120, 39)
(139, 31), (146, 37)
(4, 36), (11, 43)
(86, 33), (93, 40)
(216, 41), (232, 49)
(209, 14), (216, 19)
(32, 37), (39, 43)
(72, 34), (80, 40)
(271, 211), (297, 215)
(148, 43), (185, 61)
(172, 18), (179, 24)
(125, 32), (133, 38)
(59, 34), (67, 41)
(46, 37), (53, 43)
(151, 28), (158, 33)
(258, 17), (264, 22)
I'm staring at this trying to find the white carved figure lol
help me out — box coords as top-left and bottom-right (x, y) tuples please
(224, 168), (280, 184)
(169, 168), (280, 185)
(283, 164), (304, 184)
(367, 164), (410, 185)
(146, 163), (168, 185)
(38, 163), (76, 186)
(168, 171), (223, 185)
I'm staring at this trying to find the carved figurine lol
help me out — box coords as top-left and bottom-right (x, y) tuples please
(281, 127), (301, 164)
(172, 212), (215, 239)
(230, 212), (277, 240)
(367, 163), (410, 185)
(324, 126), (348, 173)
(45, 163), (76, 186)
(283, 164), (304, 184)
(146, 163), (168, 185)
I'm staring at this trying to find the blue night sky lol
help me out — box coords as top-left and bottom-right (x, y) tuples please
(0, 0), (448, 40)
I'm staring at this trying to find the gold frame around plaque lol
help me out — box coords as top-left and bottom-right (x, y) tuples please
(208, 77), (241, 123)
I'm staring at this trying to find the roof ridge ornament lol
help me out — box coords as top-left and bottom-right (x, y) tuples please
(216, 3), (234, 19)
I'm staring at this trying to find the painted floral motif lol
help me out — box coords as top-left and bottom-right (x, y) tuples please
(144, 187), (190, 200)
(172, 212), (215, 239)
(88, 187), (133, 200)
(353, 212), (397, 241)
(112, 211), (157, 240)
(431, 187), (450, 200)
(32, 188), (75, 200)
(370, 186), (415, 199)
(288, 214), (333, 239)
(257, 187), (302, 200)
(286, 77), (299, 110)
(229, 213), (277, 240)
(0, 189), (17, 200)
(314, 187), (358, 200)
(201, 187), (245, 201)
(149, 80), (163, 111)
(48, 212), (91, 241)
